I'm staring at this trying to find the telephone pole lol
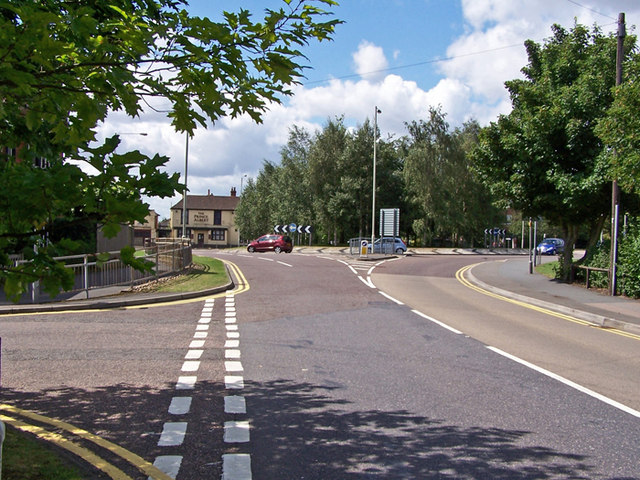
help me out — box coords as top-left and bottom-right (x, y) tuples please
(610, 12), (625, 296)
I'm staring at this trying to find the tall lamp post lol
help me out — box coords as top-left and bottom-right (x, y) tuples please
(371, 106), (381, 248)
(182, 132), (189, 240)
(239, 174), (247, 246)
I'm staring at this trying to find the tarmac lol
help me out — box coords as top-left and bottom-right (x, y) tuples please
(1, 248), (639, 336)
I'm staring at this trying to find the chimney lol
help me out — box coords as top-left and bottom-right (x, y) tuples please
(230, 187), (237, 197)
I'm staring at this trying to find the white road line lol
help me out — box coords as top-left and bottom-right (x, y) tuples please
(225, 361), (243, 372)
(185, 349), (203, 360)
(200, 311), (212, 317)
(198, 317), (211, 324)
(258, 257), (274, 262)
(158, 422), (187, 446)
(277, 261), (293, 267)
(225, 376), (245, 389)
(225, 317), (237, 324)
(487, 346), (640, 418)
(222, 453), (252, 480)
(168, 397), (192, 415)
(225, 339), (240, 348)
(176, 376), (197, 390)
(181, 361), (200, 372)
(224, 396), (246, 414)
(226, 324), (239, 331)
(189, 340), (205, 348)
(225, 349), (241, 359)
(193, 331), (208, 339)
(224, 421), (250, 443)
(196, 324), (209, 331)
(378, 291), (403, 305)
(357, 275), (375, 288)
(411, 309), (463, 334)
(227, 331), (240, 339)
(150, 455), (182, 480)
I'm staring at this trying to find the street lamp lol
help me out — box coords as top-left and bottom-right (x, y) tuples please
(239, 174), (247, 247)
(371, 106), (381, 249)
(182, 132), (189, 240)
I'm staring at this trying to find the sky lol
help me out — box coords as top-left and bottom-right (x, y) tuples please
(97, 0), (640, 219)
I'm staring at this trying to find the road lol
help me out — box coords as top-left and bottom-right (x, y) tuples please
(0, 251), (638, 479)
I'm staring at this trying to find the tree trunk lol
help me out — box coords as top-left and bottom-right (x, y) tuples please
(561, 224), (580, 282)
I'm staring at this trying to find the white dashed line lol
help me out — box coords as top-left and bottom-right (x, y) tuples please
(181, 361), (200, 372)
(158, 422), (187, 446)
(225, 349), (241, 359)
(225, 361), (244, 372)
(224, 421), (250, 443)
(151, 455), (182, 479)
(176, 376), (197, 390)
(168, 397), (192, 415)
(225, 375), (245, 389)
(224, 396), (247, 414)
(222, 454), (252, 480)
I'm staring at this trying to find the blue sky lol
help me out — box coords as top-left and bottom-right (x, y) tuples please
(100, 1), (638, 218)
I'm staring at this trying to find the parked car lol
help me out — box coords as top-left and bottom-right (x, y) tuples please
(247, 234), (293, 253)
(369, 237), (407, 254)
(536, 237), (564, 255)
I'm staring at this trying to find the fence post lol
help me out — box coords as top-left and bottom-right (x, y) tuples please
(1, 419), (5, 479)
(155, 247), (159, 280)
(84, 254), (89, 299)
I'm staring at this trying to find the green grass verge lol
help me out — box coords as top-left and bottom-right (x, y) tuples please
(535, 260), (558, 279)
(2, 426), (85, 480)
(153, 255), (227, 292)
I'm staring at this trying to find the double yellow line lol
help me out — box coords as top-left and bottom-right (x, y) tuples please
(0, 403), (172, 479)
(456, 263), (640, 341)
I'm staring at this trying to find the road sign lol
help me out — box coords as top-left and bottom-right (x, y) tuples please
(274, 224), (313, 234)
(380, 208), (400, 237)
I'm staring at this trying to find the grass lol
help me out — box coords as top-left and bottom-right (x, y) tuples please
(149, 255), (228, 293)
(535, 259), (558, 279)
(2, 426), (85, 480)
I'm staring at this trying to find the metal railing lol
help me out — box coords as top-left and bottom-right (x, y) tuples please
(18, 239), (192, 303)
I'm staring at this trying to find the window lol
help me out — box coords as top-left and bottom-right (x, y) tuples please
(214, 210), (222, 225)
(210, 229), (225, 241)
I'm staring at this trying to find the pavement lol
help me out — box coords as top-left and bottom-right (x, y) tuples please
(1, 248), (639, 336)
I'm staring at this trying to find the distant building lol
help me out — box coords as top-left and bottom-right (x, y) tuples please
(170, 188), (240, 247)
(133, 210), (159, 246)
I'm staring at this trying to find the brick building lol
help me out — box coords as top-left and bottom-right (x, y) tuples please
(170, 188), (241, 247)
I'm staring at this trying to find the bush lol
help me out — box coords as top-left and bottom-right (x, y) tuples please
(618, 223), (640, 298)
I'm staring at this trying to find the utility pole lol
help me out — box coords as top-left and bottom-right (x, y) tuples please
(610, 12), (625, 296)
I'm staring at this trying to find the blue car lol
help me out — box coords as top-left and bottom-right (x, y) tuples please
(536, 238), (564, 255)
(369, 237), (407, 254)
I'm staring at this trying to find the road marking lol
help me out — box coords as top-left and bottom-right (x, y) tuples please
(199, 317), (211, 323)
(176, 376), (197, 390)
(487, 346), (640, 418)
(196, 324), (209, 331)
(225, 339), (240, 348)
(226, 324), (239, 331)
(168, 397), (192, 415)
(357, 275), (375, 288)
(225, 317), (237, 324)
(227, 331), (240, 338)
(411, 309), (463, 334)
(224, 421), (250, 443)
(277, 261), (293, 267)
(379, 291), (403, 305)
(222, 453), (252, 480)
(193, 331), (207, 339)
(224, 396), (247, 414)
(225, 361), (244, 372)
(185, 349), (203, 360)
(151, 456), (183, 480)
(189, 340), (205, 348)
(456, 263), (640, 340)
(226, 349), (242, 359)
(225, 376), (245, 389)
(0, 404), (173, 480)
(158, 422), (187, 446)
(181, 361), (200, 372)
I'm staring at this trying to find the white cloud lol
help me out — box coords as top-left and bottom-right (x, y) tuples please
(352, 40), (388, 82)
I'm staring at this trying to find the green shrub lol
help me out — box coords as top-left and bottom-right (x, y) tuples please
(618, 223), (640, 298)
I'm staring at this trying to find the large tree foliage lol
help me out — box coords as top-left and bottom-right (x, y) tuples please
(473, 23), (635, 278)
(403, 107), (498, 246)
(0, 0), (339, 299)
(596, 55), (640, 193)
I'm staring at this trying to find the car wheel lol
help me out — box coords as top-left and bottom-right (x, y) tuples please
(396, 248), (404, 254)
(248, 246), (255, 253)
(274, 246), (282, 253)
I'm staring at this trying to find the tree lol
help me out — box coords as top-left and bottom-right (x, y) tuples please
(472, 23), (632, 278)
(0, 0), (340, 300)
(403, 107), (496, 246)
(596, 55), (640, 193)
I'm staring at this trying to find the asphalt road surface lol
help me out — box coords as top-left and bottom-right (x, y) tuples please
(1, 250), (638, 479)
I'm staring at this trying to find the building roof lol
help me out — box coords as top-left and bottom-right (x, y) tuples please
(171, 194), (240, 211)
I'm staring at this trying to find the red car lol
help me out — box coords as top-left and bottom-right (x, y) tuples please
(247, 234), (293, 253)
